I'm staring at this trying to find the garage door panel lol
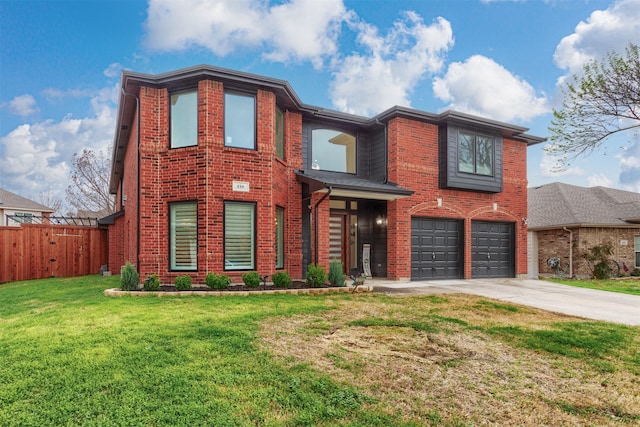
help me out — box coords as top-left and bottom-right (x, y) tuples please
(471, 221), (514, 278)
(411, 217), (463, 280)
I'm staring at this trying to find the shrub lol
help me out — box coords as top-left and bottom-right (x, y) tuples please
(272, 271), (291, 288)
(632, 268), (640, 277)
(120, 262), (140, 291)
(306, 263), (327, 288)
(206, 272), (231, 290)
(242, 271), (260, 288)
(328, 260), (346, 287)
(143, 274), (160, 291)
(174, 275), (192, 291)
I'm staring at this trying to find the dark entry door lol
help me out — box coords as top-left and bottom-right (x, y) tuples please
(471, 221), (515, 278)
(329, 214), (348, 272)
(411, 217), (463, 280)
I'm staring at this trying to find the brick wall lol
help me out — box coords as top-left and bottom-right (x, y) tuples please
(387, 117), (529, 279)
(130, 80), (304, 284)
(537, 227), (640, 277)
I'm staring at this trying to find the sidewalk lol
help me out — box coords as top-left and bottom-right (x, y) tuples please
(371, 278), (640, 326)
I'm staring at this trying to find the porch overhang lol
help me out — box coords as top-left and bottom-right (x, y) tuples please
(295, 171), (414, 201)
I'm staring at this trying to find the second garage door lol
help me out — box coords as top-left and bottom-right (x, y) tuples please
(411, 217), (463, 280)
(471, 221), (515, 278)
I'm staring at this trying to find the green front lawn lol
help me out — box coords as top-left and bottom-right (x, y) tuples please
(1, 276), (639, 426)
(544, 277), (640, 296)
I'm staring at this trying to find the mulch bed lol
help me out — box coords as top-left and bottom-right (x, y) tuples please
(157, 281), (338, 292)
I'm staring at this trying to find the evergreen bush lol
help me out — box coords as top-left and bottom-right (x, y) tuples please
(206, 272), (231, 290)
(242, 271), (260, 288)
(328, 260), (346, 287)
(306, 263), (327, 288)
(271, 271), (291, 288)
(174, 275), (192, 291)
(143, 274), (160, 291)
(120, 262), (140, 291)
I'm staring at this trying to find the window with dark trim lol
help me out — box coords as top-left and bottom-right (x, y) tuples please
(169, 202), (197, 271)
(224, 201), (256, 270)
(275, 107), (284, 160)
(458, 132), (494, 176)
(311, 129), (356, 174)
(635, 236), (640, 268)
(170, 90), (198, 148)
(275, 206), (284, 269)
(225, 92), (256, 150)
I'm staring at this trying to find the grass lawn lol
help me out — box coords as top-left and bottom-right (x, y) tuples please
(544, 277), (640, 296)
(1, 276), (639, 426)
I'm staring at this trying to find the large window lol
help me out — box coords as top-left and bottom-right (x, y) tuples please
(458, 132), (494, 176)
(170, 202), (197, 270)
(275, 207), (284, 269)
(311, 129), (356, 173)
(224, 202), (255, 270)
(225, 92), (255, 149)
(275, 107), (284, 160)
(170, 90), (198, 148)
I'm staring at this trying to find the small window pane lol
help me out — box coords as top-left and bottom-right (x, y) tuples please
(171, 91), (197, 148)
(312, 129), (356, 173)
(170, 203), (197, 270)
(635, 236), (640, 267)
(225, 93), (255, 149)
(275, 107), (284, 159)
(225, 202), (255, 270)
(476, 136), (494, 176)
(458, 133), (474, 173)
(275, 207), (284, 269)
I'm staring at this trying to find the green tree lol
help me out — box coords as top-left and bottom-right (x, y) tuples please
(547, 43), (640, 168)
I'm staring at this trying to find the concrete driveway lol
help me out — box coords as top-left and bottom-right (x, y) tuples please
(372, 278), (640, 326)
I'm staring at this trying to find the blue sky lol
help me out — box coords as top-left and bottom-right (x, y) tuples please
(1, 0), (640, 211)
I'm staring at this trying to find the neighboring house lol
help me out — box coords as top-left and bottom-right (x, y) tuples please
(0, 188), (55, 226)
(105, 64), (544, 284)
(527, 182), (640, 278)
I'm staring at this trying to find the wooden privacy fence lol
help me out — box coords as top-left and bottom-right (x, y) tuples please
(0, 224), (107, 284)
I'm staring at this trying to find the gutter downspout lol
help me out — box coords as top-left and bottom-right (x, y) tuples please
(121, 88), (140, 271)
(563, 227), (573, 278)
(313, 186), (332, 265)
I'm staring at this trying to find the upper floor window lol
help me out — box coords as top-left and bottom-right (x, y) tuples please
(311, 129), (356, 174)
(275, 107), (284, 160)
(170, 90), (197, 148)
(458, 132), (494, 176)
(225, 92), (255, 150)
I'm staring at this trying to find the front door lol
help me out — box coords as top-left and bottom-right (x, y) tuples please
(329, 214), (349, 273)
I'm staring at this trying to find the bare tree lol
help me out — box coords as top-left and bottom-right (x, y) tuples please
(37, 190), (63, 215)
(66, 147), (115, 216)
(547, 43), (640, 169)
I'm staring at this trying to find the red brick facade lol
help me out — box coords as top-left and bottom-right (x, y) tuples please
(107, 66), (540, 284)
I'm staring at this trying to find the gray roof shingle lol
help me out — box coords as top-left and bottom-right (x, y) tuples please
(0, 188), (55, 212)
(527, 182), (640, 229)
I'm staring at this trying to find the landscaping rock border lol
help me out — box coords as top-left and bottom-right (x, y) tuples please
(104, 285), (373, 297)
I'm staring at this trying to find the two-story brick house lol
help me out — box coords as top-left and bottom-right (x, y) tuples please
(104, 64), (544, 284)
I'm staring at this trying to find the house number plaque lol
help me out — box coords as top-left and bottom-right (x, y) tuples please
(232, 181), (250, 192)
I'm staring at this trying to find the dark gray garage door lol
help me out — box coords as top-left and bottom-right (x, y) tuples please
(471, 221), (515, 278)
(411, 217), (463, 280)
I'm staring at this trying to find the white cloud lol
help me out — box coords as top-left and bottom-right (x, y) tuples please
(538, 146), (585, 177)
(7, 94), (39, 117)
(432, 55), (549, 122)
(104, 63), (123, 79)
(554, 0), (640, 76)
(143, 0), (350, 68)
(330, 13), (454, 116)
(587, 173), (613, 187)
(0, 84), (118, 206)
